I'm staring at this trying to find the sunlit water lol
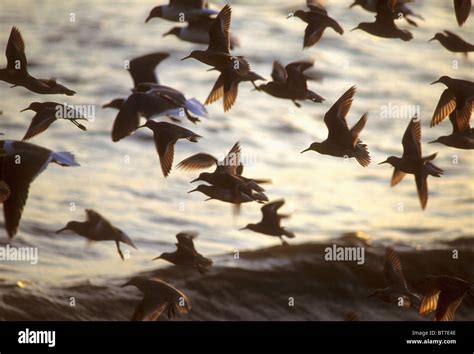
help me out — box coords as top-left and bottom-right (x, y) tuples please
(0, 0), (472, 296)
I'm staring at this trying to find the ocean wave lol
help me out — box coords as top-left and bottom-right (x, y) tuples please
(1, 233), (472, 321)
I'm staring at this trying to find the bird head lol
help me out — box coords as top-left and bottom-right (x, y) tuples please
(301, 142), (320, 154)
(55, 221), (81, 234)
(145, 6), (163, 23)
(153, 252), (172, 262)
(121, 276), (146, 289)
(290, 10), (305, 20)
(188, 184), (210, 195)
(350, 23), (368, 32)
(181, 51), (201, 61)
(163, 27), (181, 38)
(20, 102), (43, 113)
(431, 75), (451, 86)
(428, 136), (447, 145)
(429, 33), (443, 42)
(102, 98), (124, 110)
(378, 156), (398, 166)
(190, 172), (211, 184)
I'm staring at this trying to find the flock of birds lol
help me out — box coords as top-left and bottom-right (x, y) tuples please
(0, 0), (473, 321)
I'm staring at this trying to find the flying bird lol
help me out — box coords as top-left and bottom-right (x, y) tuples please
(110, 83), (206, 142)
(289, 0), (344, 49)
(0, 140), (79, 238)
(146, 0), (217, 23)
(301, 86), (371, 167)
(379, 117), (444, 210)
(0, 27), (75, 95)
(430, 76), (474, 130)
(153, 231), (213, 274)
(21, 102), (87, 141)
(180, 142), (269, 203)
(429, 31), (474, 56)
(204, 70), (266, 112)
(429, 111), (474, 149)
(256, 60), (324, 107)
(163, 13), (240, 49)
(121, 276), (191, 321)
(351, 0), (413, 41)
(350, 0), (424, 27)
(239, 199), (295, 247)
(56, 209), (137, 261)
(137, 121), (201, 177)
(418, 275), (473, 321)
(181, 4), (251, 112)
(368, 247), (421, 310)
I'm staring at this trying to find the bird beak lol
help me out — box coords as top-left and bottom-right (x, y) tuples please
(238, 227), (247, 231)
(430, 79), (440, 85)
(286, 14), (293, 19)
(20, 107), (30, 112)
(137, 124), (147, 129)
(300, 148), (310, 154)
(428, 140), (437, 144)
(181, 55), (192, 61)
(190, 178), (199, 183)
(350, 27), (359, 32)
(151, 256), (161, 261)
(378, 160), (388, 165)
(188, 188), (198, 194)
(349, 1), (357, 8)
(145, 15), (152, 23)
(120, 280), (131, 288)
(162, 30), (171, 37)
(55, 226), (68, 234)
(428, 37), (435, 42)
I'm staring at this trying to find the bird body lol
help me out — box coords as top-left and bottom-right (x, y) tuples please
(138, 121), (201, 177)
(0, 140), (79, 238)
(379, 117), (443, 209)
(181, 5), (251, 112)
(121, 277), (191, 321)
(430, 112), (474, 149)
(430, 31), (474, 55)
(0, 27), (75, 95)
(350, 0), (424, 27)
(56, 209), (137, 261)
(146, 0), (217, 23)
(430, 76), (474, 131)
(163, 14), (240, 49)
(291, 1), (344, 48)
(153, 231), (213, 274)
(240, 199), (295, 246)
(21, 102), (87, 140)
(301, 86), (370, 167)
(257, 60), (324, 106)
(179, 142), (269, 202)
(352, 0), (413, 41)
(111, 84), (205, 142)
(369, 248), (421, 310)
(419, 275), (473, 321)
